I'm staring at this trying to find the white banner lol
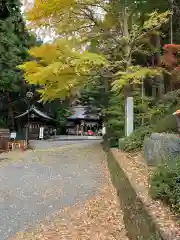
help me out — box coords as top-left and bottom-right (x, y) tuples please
(39, 127), (44, 139)
(125, 97), (134, 136)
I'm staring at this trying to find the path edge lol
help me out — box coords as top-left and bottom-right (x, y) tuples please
(105, 147), (178, 240)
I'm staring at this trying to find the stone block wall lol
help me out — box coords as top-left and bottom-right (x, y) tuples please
(143, 133), (180, 166)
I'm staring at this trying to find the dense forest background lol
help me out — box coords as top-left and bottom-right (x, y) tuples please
(1, 0), (180, 143)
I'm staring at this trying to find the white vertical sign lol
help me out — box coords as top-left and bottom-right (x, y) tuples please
(39, 127), (44, 139)
(125, 97), (134, 136)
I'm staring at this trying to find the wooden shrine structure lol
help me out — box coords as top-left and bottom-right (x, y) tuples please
(15, 105), (56, 140)
(66, 105), (102, 135)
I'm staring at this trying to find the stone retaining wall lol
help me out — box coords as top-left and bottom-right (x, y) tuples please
(107, 149), (179, 240)
(143, 133), (180, 166)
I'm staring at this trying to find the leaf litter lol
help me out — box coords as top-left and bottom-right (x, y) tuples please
(10, 157), (128, 240)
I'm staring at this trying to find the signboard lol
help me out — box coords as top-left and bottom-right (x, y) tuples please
(125, 97), (134, 136)
(39, 127), (44, 139)
(10, 132), (16, 139)
(102, 126), (106, 136)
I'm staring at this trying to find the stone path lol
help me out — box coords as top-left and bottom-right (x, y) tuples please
(0, 140), (104, 240)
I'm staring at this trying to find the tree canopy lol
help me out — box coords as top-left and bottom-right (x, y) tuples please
(20, 0), (170, 101)
(0, 0), (40, 128)
(16, 0), (180, 141)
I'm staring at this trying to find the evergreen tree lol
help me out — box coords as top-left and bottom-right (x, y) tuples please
(0, 0), (38, 129)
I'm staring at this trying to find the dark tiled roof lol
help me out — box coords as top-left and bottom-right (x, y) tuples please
(68, 105), (99, 120)
(15, 105), (53, 120)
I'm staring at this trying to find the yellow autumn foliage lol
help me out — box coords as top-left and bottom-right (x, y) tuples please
(19, 0), (111, 102)
(21, 0), (170, 102)
(26, 0), (109, 39)
(19, 39), (107, 101)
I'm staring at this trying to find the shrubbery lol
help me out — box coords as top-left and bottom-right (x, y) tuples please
(149, 159), (180, 214)
(106, 90), (180, 152)
(120, 114), (178, 152)
(153, 114), (177, 133)
(118, 90), (179, 152)
(119, 126), (153, 152)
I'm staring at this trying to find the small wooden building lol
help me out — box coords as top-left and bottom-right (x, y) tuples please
(15, 105), (56, 140)
(66, 105), (101, 135)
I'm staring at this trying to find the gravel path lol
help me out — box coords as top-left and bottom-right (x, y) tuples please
(0, 140), (104, 240)
(11, 141), (128, 240)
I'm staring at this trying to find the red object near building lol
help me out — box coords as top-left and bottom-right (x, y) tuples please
(88, 130), (93, 136)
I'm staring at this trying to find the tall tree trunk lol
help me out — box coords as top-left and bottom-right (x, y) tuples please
(170, 0), (174, 90)
(169, 0), (173, 44)
(122, 6), (131, 98)
(154, 33), (165, 98)
(141, 80), (145, 126)
(102, 72), (110, 129)
(7, 92), (15, 131)
(122, 7), (134, 135)
(122, 7), (131, 68)
(151, 55), (157, 99)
